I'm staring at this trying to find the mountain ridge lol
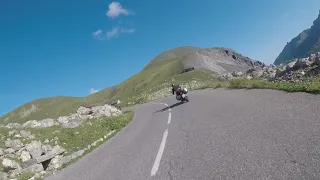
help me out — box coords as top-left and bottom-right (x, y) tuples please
(274, 10), (320, 65)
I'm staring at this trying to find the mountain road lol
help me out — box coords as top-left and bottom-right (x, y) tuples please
(46, 88), (320, 180)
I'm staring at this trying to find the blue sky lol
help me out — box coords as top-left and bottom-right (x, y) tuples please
(0, 0), (320, 116)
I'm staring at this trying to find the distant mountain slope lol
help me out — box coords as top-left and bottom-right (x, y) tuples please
(274, 10), (320, 65)
(182, 47), (263, 74)
(0, 46), (263, 124)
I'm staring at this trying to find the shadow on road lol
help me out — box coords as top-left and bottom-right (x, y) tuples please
(154, 101), (184, 113)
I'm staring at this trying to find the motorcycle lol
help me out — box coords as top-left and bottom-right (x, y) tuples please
(175, 87), (189, 102)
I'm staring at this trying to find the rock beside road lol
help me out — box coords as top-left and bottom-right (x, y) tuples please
(57, 104), (122, 129)
(3, 104), (122, 130)
(219, 52), (320, 83)
(0, 128), (117, 179)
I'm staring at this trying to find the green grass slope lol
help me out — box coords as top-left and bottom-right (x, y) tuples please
(0, 46), (212, 124)
(0, 96), (84, 124)
(143, 46), (201, 70)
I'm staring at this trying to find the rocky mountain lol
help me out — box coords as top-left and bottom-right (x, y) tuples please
(146, 46), (265, 74)
(0, 46), (263, 124)
(220, 52), (320, 83)
(274, 10), (320, 65)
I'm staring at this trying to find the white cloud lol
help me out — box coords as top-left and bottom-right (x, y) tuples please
(92, 29), (104, 40)
(106, 2), (130, 18)
(121, 28), (135, 33)
(90, 88), (99, 94)
(93, 27), (135, 40)
(106, 27), (119, 39)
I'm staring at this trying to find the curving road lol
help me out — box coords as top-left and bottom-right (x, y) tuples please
(46, 88), (320, 180)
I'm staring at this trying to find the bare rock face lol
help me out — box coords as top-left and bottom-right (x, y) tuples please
(183, 48), (264, 75)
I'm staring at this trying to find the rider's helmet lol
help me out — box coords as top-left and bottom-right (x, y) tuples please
(171, 83), (175, 87)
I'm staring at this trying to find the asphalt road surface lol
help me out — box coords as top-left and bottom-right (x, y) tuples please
(46, 88), (320, 180)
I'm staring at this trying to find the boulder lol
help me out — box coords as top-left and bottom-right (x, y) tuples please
(2, 159), (21, 172)
(21, 159), (38, 169)
(5, 123), (22, 129)
(8, 169), (20, 179)
(19, 130), (32, 139)
(57, 116), (69, 124)
(246, 68), (255, 74)
(8, 130), (17, 137)
(51, 145), (65, 155)
(35, 152), (56, 163)
(14, 147), (26, 157)
(77, 106), (92, 115)
(62, 150), (84, 164)
(48, 155), (64, 170)
(25, 141), (43, 159)
(61, 119), (82, 129)
(4, 148), (15, 154)
(42, 145), (53, 154)
(38, 119), (56, 128)
(236, 71), (243, 77)
(292, 59), (308, 70)
(5, 140), (23, 151)
(246, 75), (253, 80)
(252, 70), (264, 77)
(225, 73), (233, 80)
(22, 120), (41, 128)
(267, 67), (276, 73)
(22, 164), (44, 174)
(20, 151), (31, 162)
(0, 172), (8, 180)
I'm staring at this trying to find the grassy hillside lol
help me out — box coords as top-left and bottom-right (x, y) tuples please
(0, 96), (84, 124)
(143, 46), (201, 70)
(0, 47), (209, 124)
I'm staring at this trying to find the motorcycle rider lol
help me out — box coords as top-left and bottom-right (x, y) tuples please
(171, 83), (181, 95)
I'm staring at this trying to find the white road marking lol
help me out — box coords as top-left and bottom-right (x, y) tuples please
(151, 128), (169, 176)
(167, 112), (171, 124)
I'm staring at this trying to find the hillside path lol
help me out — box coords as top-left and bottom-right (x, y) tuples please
(46, 88), (320, 180)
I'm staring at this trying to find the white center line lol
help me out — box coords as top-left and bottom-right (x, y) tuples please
(167, 112), (171, 124)
(151, 128), (169, 176)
